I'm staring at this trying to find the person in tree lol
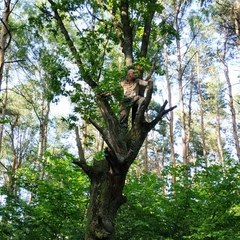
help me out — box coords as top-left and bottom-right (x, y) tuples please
(120, 69), (152, 127)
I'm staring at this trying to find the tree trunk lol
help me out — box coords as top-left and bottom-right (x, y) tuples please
(0, 0), (11, 89)
(0, 0), (11, 155)
(38, 100), (50, 160)
(38, 100), (50, 180)
(177, 36), (187, 165)
(222, 32), (240, 159)
(74, 97), (176, 239)
(85, 160), (127, 240)
(164, 44), (176, 181)
(174, 3), (188, 165)
(120, 0), (133, 66)
(196, 51), (207, 164)
(143, 137), (149, 172)
(187, 75), (193, 161)
(8, 115), (19, 195)
(216, 108), (224, 167)
(151, 131), (161, 175)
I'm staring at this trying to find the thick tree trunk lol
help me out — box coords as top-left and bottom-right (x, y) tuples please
(74, 97), (176, 239)
(85, 160), (127, 240)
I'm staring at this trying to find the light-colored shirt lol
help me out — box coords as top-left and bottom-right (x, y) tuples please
(120, 79), (148, 98)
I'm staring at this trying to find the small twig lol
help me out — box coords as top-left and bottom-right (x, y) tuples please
(4, 59), (25, 63)
(0, 161), (8, 171)
(73, 126), (92, 175)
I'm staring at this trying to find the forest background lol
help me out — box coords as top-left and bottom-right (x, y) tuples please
(0, 0), (240, 239)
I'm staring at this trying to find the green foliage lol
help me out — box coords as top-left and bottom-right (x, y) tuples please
(94, 150), (105, 161)
(116, 172), (167, 239)
(0, 153), (90, 240)
(1, 158), (239, 239)
(0, 117), (11, 124)
(116, 160), (240, 240)
(39, 51), (71, 101)
(2, 0), (240, 239)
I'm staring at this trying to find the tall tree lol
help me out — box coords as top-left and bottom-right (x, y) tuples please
(204, 74), (227, 163)
(211, 0), (240, 159)
(171, 0), (191, 165)
(163, 43), (176, 179)
(221, 32), (240, 159)
(0, 0), (13, 156)
(33, 0), (177, 238)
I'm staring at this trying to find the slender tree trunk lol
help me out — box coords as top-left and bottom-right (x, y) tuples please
(0, 0), (11, 89)
(0, 58), (9, 154)
(43, 102), (50, 152)
(144, 137), (149, 172)
(37, 102), (50, 157)
(8, 115), (19, 195)
(164, 44), (176, 181)
(151, 130), (161, 175)
(187, 75), (193, 161)
(38, 100), (50, 180)
(143, 113), (149, 172)
(2, 58), (16, 193)
(153, 145), (161, 175)
(0, 0), (11, 155)
(216, 108), (224, 167)
(177, 38), (187, 164)
(175, 4), (188, 165)
(196, 51), (207, 164)
(222, 33), (240, 159)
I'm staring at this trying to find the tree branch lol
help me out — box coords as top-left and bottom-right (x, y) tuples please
(47, 0), (97, 89)
(73, 126), (92, 175)
(89, 117), (106, 137)
(140, 0), (157, 58)
(120, 0), (133, 66)
(89, 116), (127, 165)
(0, 161), (8, 171)
(145, 59), (157, 81)
(4, 59), (24, 63)
(149, 100), (177, 129)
